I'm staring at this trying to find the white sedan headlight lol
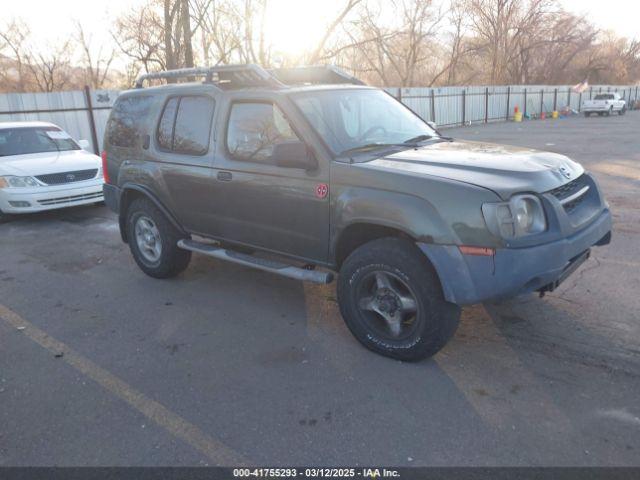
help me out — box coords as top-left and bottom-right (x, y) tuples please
(482, 194), (547, 239)
(0, 176), (41, 189)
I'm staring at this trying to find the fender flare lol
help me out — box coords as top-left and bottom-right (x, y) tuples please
(118, 183), (187, 243)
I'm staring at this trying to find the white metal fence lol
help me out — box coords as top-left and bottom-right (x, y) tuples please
(1, 84), (638, 154)
(386, 84), (640, 128)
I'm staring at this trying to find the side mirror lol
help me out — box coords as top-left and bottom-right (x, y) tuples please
(272, 141), (317, 170)
(78, 139), (91, 150)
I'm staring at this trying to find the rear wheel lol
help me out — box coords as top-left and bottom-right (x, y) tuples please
(605, 106), (613, 116)
(125, 197), (191, 278)
(337, 237), (461, 361)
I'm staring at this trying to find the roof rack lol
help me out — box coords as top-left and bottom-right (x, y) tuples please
(270, 65), (365, 86)
(134, 64), (284, 89)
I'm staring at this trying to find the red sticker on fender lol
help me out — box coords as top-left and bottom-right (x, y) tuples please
(315, 183), (329, 199)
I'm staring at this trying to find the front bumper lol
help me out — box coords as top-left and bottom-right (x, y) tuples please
(0, 181), (104, 214)
(418, 208), (612, 305)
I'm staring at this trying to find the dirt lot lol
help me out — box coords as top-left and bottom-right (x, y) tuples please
(1, 112), (638, 466)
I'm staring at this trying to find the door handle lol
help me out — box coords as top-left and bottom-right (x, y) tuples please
(217, 171), (233, 182)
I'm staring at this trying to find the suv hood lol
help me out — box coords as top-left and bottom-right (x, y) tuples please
(365, 139), (584, 199)
(0, 150), (101, 177)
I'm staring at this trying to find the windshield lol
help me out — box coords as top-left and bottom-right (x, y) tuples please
(291, 89), (438, 155)
(594, 94), (614, 100)
(0, 127), (80, 158)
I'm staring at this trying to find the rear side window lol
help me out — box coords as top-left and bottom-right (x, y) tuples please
(226, 102), (299, 163)
(156, 95), (215, 155)
(107, 96), (153, 148)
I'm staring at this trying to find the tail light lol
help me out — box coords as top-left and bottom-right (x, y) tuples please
(101, 150), (110, 184)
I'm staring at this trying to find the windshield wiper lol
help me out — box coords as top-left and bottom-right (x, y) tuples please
(340, 143), (410, 155)
(403, 134), (433, 144)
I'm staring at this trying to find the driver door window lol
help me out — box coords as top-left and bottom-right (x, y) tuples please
(226, 102), (300, 164)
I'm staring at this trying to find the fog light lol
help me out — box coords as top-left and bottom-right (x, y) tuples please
(9, 201), (31, 208)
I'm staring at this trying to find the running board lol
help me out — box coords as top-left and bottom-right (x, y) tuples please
(177, 239), (334, 284)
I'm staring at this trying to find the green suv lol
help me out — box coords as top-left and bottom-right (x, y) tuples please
(102, 65), (612, 361)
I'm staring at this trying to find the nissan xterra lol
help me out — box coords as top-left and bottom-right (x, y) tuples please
(102, 65), (612, 361)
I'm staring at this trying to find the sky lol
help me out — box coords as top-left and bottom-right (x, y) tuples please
(3, 0), (639, 61)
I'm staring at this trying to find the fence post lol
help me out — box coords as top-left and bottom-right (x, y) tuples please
(83, 85), (100, 155)
(505, 86), (511, 121)
(430, 89), (436, 124)
(523, 88), (527, 118)
(567, 87), (571, 110)
(589, 87), (593, 99)
(396, 88), (402, 102)
(484, 87), (489, 123)
(578, 91), (582, 112)
(540, 89), (544, 115)
(553, 88), (558, 112)
(461, 89), (466, 126)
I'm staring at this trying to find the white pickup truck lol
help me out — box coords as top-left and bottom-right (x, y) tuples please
(582, 93), (626, 117)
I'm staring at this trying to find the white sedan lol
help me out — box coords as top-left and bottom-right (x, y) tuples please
(0, 121), (104, 220)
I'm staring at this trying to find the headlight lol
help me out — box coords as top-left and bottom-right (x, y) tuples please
(482, 194), (546, 239)
(0, 176), (41, 189)
(96, 167), (103, 178)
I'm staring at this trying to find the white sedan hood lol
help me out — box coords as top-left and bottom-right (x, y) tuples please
(0, 150), (101, 177)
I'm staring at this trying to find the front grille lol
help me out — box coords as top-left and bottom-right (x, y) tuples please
(38, 191), (103, 206)
(35, 169), (98, 185)
(548, 175), (589, 214)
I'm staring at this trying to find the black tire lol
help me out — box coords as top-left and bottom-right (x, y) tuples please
(0, 210), (10, 224)
(337, 237), (461, 361)
(598, 112), (604, 116)
(618, 106), (626, 116)
(605, 107), (612, 117)
(125, 197), (191, 278)
(584, 112), (591, 117)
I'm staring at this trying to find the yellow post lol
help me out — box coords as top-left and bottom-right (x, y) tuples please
(552, 110), (559, 119)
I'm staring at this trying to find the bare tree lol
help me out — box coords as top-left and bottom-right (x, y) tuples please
(25, 41), (75, 92)
(308, 0), (364, 64)
(0, 19), (30, 92)
(113, 2), (166, 73)
(75, 22), (116, 88)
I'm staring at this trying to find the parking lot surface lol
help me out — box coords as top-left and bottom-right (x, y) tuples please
(1, 113), (639, 466)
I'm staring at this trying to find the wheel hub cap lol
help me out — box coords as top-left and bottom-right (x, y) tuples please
(356, 271), (419, 339)
(135, 216), (162, 263)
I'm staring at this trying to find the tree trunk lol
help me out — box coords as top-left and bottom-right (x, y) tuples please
(181, 0), (194, 68)
(164, 0), (176, 76)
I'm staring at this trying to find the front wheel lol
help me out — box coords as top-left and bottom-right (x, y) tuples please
(337, 237), (461, 361)
(125, 197), (191, 278)
(618, 106), (627, 116)
(584, 112), (591, 117)
(605, 107), (612, 116)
